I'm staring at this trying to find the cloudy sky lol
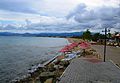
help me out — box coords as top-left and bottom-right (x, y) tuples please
(0, 0), (120, 33)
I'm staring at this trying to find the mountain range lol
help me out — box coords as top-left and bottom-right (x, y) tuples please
(0, 32), (83, 37)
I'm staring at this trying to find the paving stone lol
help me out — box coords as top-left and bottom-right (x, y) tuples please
(59, 58), (120, 83)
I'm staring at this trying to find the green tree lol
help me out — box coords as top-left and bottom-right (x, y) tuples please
(107, 33), (111, 39)
(92, 33), (100, 41)
(99, 34), (105, 39)
(82, 29), (92, 40)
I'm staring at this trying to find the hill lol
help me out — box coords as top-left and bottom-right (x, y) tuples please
(0, 32), (83, 37)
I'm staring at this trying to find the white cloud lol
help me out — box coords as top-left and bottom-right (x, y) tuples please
(0, 0), (119, 32)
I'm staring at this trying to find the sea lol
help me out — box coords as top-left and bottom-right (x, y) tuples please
(0, 36), (69, 83)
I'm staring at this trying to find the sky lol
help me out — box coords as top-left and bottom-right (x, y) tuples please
(0, 0), (120, 33)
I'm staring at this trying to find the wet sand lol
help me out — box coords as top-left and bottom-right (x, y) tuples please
(92, 45), (120, 66)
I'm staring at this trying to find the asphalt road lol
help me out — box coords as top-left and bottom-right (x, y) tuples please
(92, 45), (120, 65)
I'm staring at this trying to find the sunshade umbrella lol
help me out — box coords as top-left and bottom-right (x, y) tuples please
(59, 42), (79, 53)
(59, 47), (70, 53)
(79, 42), (91, 49)
(78, 42), (91, 56)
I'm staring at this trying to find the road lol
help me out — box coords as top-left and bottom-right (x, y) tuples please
(92, 45), (120, 66)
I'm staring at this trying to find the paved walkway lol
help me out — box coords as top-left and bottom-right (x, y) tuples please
(59, 58), (120, 83)
(92, 45), (120, 65)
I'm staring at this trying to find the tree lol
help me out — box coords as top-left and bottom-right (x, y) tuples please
(92, 33), (100, 41)
(82, 29), (92, 40)
(107, 33), (111, 39)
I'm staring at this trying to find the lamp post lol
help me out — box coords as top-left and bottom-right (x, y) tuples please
(102, 27), (110, 62)
(102, 15), (119, 62)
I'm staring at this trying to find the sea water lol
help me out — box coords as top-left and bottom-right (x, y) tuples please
(0, 36), (69, 83)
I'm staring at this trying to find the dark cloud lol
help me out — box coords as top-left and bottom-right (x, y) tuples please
(67, 3), (120, 31)
(0, 0), (38, 14)
(66, 3), (87, 19)
(113, 23), (120, 29)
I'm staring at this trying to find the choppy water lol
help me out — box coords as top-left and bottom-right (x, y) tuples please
(0, 36), (69, 83)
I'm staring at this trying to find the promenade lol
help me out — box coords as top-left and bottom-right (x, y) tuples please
(58, 44), (120, 83)
(59, 58), (120, 83)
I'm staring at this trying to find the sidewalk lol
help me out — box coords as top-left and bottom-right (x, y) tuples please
(58, 58), (120, 83)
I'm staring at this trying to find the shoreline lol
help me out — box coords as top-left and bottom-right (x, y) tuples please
(12, 38), (68, 83)
(66, 38), (75, 43)
(12, 38), (101, 83)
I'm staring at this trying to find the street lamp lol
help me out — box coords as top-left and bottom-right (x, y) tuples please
(102, 27), (110, 62)
(101, 15), (119, 62)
